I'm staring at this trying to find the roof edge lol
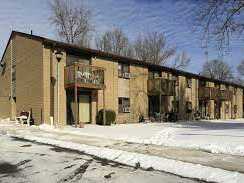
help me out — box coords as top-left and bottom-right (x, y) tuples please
(1, 30), (244, 89)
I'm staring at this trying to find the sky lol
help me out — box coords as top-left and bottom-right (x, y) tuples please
(0, 0), (243, 76)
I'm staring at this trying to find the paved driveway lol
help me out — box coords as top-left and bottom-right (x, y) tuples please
(0, 135), (200, 183)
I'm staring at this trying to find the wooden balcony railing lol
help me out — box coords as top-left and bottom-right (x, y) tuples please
(199, 87), (233, 101)
(218, 89), (233, 101)
(148, 78), (175, 96)
(64, 63), (105, 90)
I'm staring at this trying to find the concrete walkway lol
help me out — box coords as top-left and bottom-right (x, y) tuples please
(1, 123), (244, 174)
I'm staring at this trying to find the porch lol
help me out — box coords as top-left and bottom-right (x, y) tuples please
(64, 62), (105, 127)
(198, 87), (233, 119)
(147, 78), (176, 119)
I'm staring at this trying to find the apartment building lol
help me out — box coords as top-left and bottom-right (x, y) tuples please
(0, 31), (243, 126)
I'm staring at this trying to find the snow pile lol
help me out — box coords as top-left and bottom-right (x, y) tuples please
(6, 132), (244, 183)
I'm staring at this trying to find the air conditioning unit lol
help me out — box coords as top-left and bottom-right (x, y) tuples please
(123, 72), (130, 79)
(123, 107), (130, 113)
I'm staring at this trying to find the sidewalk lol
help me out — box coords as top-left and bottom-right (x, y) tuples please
(1, 122), (244, 182)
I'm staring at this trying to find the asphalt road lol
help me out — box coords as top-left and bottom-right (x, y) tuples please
(0, 135), (201, 183)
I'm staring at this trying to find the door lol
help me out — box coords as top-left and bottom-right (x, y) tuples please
(148, 96), (160, 117)
(79, 95), (91, 123)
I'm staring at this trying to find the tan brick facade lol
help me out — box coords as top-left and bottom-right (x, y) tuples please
(0, 31), (243, 126)
(0, 41), (12, 119)
(15, 35), (43, 124)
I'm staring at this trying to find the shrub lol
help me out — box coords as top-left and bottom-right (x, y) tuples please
(96, 109), (116, 125)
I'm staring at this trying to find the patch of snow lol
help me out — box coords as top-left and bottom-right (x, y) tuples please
(39, 119), (244, 156)
(6, 132), (244, 183)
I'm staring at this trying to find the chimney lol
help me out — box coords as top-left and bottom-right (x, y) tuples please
(31, 30), (33, 35)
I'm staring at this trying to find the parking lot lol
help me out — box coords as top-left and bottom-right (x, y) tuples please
(0, 135), (200, 183)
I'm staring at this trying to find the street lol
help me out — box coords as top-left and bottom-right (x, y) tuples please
(0, 135), (200, 183)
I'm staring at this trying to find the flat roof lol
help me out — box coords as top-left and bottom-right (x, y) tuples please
(1, 30), (244, 89)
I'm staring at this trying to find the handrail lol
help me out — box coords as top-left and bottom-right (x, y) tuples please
(64, 63), (105, 89)
(199, 87), (233, 101)
(148, 77), (175, 96)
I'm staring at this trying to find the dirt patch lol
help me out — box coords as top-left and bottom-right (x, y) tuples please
(0, 159), (31, 175)
(50, 147), (68, 152)
(49, 146), (84, 155)
(0, 162), (19, 174)
(58, 159), (93, 182)
(16, 159), (31, 167)
(104, 172), (115, 179)
(20, 144), (32, 147)
(10, 137), (46, 146)
(11, 137), (31, 143)
(64, 164), (76, 169)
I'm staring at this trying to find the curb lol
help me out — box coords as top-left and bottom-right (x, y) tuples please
(5, 132), (244, 183)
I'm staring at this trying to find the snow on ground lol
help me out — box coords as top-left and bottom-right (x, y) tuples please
(40, 119), (244, 156)
(1, 135), (199, 183)
(6, 133), (244, 183)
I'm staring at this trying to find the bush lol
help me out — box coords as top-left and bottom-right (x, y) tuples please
(96, 109), (116, 125)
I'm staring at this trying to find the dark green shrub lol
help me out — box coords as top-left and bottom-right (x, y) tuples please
(96, 109), (116, 125)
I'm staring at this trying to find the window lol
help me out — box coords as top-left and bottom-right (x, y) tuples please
(186, 78), (192, 88)
(118, 63), (130, 79)
(148, 70), (161, 79)
(66, 55), (90, 66)
(199, 80), (206, 87)
(118, 97), (130, 113)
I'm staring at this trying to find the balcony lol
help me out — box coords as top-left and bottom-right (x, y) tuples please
(218, 89), (233, 101)
(148, 78), (175, 96)
(199, 87), (233, 101)
(64, 63), (105, 90)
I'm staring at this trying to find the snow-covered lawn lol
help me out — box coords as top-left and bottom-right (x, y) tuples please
(2, 119), (244, 182)
(40, 119), (244, 156)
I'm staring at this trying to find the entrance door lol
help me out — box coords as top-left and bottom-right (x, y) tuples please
(148, 96), (160, 117)
(79, 95), (90, 123)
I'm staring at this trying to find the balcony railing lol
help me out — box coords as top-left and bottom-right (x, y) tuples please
(64, 63), (105, 90)
(148, 78), (175, 96)
(199, 87), (233, 101)
(218, 89), (233, 101)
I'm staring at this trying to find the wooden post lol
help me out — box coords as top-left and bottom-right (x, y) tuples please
(103, 87), (106, 125)
(74, 63), (78, 128)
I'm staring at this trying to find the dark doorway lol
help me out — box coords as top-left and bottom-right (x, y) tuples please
(199, 100), (207, 119)
(214, 101), (221, 119)
(148, 96), (160, 117)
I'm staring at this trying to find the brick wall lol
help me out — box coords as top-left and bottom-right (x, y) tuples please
(0, 41), (12, 119)
(15, 35), (43, 124)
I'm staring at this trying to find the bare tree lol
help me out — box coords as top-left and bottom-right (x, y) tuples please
(49, 0), (93, 47)
(236, 60), (244, 85)
(171, 51), (191, 70)
(201, 59), (233, 81)
(237, 60), (244, 76)
(196, 0), (244, 50)
(95, 28), (133, 57)
(134, 32), (176, 65)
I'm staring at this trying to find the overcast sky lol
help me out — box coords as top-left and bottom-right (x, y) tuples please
(0, 0), (243, 75)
